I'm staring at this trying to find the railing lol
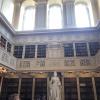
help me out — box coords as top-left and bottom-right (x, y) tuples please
(0, 46), (99, 71)
(0, 47), (17, 70)
(16, 56), (99, 71)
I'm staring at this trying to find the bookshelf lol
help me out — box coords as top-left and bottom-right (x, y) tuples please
(79, 77), (94, 100)
(34, 78), (47, 100)
(0, 78), (19, 100)
(95, 77), (100, 100)
(20, 78), (33, 100)
(64, 78), (78, 100)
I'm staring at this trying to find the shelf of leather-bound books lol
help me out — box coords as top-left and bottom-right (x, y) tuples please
(0, 78), (19, 100)
(64, 78), (78, 100)
(34, 78), (47, 100)
(95, 77), (100, 100)
(79, 77), (94, 100)
(20, 78), (33, 100)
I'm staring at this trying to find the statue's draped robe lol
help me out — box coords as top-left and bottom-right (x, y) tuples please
(49, 76), (61, 100)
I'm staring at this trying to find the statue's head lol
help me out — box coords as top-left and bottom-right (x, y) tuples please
(54, 71), (57, 76)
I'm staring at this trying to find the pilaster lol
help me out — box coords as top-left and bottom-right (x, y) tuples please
(35, 0), (47, 29)
(12, 0), (22, 29)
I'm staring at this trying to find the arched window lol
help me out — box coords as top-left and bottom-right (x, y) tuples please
(48, 5), (62, 29)
(22, 6), (35, 30)
(1, 0), (14, 24)
(18, 0), (35, 31)
(75, 3), (91, 27)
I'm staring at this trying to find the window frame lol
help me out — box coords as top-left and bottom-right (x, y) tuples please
(75, 3), (92, 27)
(22, 6), (35, 30)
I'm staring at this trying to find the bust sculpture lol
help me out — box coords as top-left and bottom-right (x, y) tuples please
(49, 72), (61, 100)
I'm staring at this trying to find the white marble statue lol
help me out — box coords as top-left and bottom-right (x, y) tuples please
(49, 72), (61, 100)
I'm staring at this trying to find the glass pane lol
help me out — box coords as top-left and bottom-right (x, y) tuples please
(48, 6), (62, 29)
(23, 7), (35, 30)
(75, 4), (90, 27)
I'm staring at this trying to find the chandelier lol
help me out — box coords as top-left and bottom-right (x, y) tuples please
(0, 66), (7, 73)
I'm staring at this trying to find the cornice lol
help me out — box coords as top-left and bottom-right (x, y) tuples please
(0, 12), (16, 35)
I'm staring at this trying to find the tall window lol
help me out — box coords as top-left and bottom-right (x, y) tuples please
(18, 0), (36, 31)
(48, 5), (62, 29)
(75, 3), (91, 27)
(1, 0), (14, 24)
(22, 6), (35, 30)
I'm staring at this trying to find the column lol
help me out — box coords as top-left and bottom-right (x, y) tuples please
(63, 0), (75, 28)
(87, 42), (91, 56)
(73, 42), (76, 57)
(90, 0), (99, 25)
(92, 77), (97, 100)
(77, 77), (81, 100)
(35, 0), (47, 29)
(35, 45), (38, 58)
(47, 77), (49, 100)
(22, 45), (25, 59)
(18, 78), (21, 95)
(61, 77), (64, 100)
(12, 0), (22, 29)
(0, 77), (3, 95)
(32, 78), (35, 100)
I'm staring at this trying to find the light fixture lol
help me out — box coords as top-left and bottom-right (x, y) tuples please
(0, 66), (7, 73)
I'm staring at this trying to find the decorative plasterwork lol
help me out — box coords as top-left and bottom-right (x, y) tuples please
(75, 0), (90, 5)
(48, 0), (62, 5)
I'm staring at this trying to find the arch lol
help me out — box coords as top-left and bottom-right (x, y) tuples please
(1, 0), (14, 24)
(47, 4), (62, 29)
(75, 0), (94, 27)
(18, 0), (36, 31)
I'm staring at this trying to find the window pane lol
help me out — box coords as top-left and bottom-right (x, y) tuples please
(89, 42), (100, 56)
(0, 36), (6, 49)
(37, 45), (46, 58)
(48, 6), (62, 29)
(75, 4), (90, 27)
(13, 46), (23, 58)
(75, 43), (88, 57)
(64, 43), (74, 57)
(25, 45), (35, 58)
(23, 7), (35, 30)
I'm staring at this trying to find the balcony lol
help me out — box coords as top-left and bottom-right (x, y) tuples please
(0, 47), (16, 70)
(0, 46), (100, 71)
